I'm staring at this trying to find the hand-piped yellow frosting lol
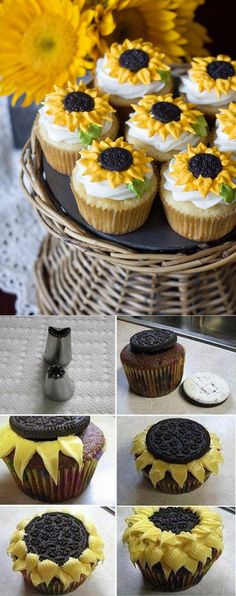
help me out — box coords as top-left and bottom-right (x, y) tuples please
(217, 103), (236, 139)
(0, 424), (83, 484)
(123, 506), (223, 579)
(190, 55), (236, 97)
(104, 38), (170, 85)
(8, 509), (104, 589)
(132, 425), (223, 488)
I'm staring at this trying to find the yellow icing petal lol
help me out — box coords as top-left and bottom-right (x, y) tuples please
(80, 548), (97, 564)
(8, 539), (27, 558)
(187, 460), (205, 484)
(36, 441), (60, 485)
(58, 435), (83, 467)
(168, 464), (187, 488)
(13, 558), (27, 572)
(13, 438), (36, 482)
(63, 559), (82, 581)
(30, 569), (45, 587)
(10, 529), (25, 543)
(58, 569), (74, 589)
(135, 450), (154, 470)
(149, 461), (167, 486)
(25, 553), (40, 574)
(37, 560), (58, 586)
(0, 426), (16, 457)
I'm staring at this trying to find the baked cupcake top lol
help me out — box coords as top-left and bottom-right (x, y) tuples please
(127, 94), (208, 152)
(163, 143), (236, 208)
(215, 103), (236, 152)
(7, 510), (104, 589)
(96, 38), (171, 100)
(123, 506), (223, 577)
(132, 418), (223, 488)
(180, 55), (236, 107)
(74, 137), (154, 199)
(0, 416), (105, 485)
(130, 329), (177, 353)
(38, 81), (115, 146)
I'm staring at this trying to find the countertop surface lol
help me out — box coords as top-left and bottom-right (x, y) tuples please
(1, 505), (115, 596)
(0, 415), (115, 505)
(117, 415), (235, 506)
(117, 507), (235, 595)
(117, 321), (236, 415)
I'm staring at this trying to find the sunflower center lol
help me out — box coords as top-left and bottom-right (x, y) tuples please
(99, 147), (133, 171)
(207, 60), (235, 80)
(64, 91), (95, 113)
(188, 153), (222, 179)
(149, 508), (200, 534)
(119, 49), (149, 72)
(151, 101), (182, 123)
(47, 365), (65, 379)
(22, 15), (77, 74)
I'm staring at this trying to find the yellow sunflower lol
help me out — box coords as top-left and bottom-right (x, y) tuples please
(103, 38), (170, 85)
(130, 94), (207, 139)
(217, 103), (236, 140)
(174, 0), (210, 59)
(79, 136), (153, 187)
(0, 0), (95, 106)
(190, 55), (236, 97)
(43, 81), (115, 132)
(170, 143), (236, 199)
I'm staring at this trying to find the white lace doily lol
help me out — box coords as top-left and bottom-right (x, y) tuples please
(0, 97), (46, 314)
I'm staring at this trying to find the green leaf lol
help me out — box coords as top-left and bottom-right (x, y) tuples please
(128, 177), (151, 198)
(192, 115), (208, 137)
(220, 183), (236, 204)
(77, 123), (102, 146)
(158, 69), (171, 83)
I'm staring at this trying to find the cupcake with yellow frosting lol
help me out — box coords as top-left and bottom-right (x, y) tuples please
(123, 506), (223, 592)
(214, 103), (236, 155)
(7, 509), (104, 594)
(161, 143), (236, 240)
(180, 55), (236, 118)
(0, 416), (106, 502)
(132, 418), (223, 494)
(126, 94), (208, 162)
(71, 136), (158, 234)
(36, 81), (118, 174)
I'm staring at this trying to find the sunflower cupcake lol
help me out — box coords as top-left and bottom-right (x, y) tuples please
(161, 143), (236, 240)
(132, 418), (223, 494)
(7, 509), (104, 594)
(36, 81), (118, 174)
(214, 103), (236, 155)
(180, 55), (236, 118)
(71, 136), (158, 234)
(126, 94), (208, 162)
(123, 506), (223, 592)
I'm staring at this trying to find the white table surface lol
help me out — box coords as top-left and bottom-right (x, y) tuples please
(117, 507), (235, 595)
(117, 415), (235, 506)
(117, 321), (236, 415)
(0, 415), (116, 505)
(0, 505), (115, 596)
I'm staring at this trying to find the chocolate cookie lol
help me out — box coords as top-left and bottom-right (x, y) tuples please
(149, 507), (200, 534)
(130, 329), (177, 354)
(146, 418), (210, 463)
(9, 416), (90, 440)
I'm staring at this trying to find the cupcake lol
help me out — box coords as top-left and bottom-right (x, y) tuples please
(179, 55), (236, 118)
(120, 329), (185, 397)
(71, 137), (158, 234)
(214, 102), (236, 155)
(95, 38), (172, 124)
(126, 94), (208, 162)
(36, 80), (118, 175)
(161, 143), (236, 241)
(0, 416), (106, 502)
(132, 418), (223, 494)
(7, 509), (104, 594)
(123, 506), (223, 592)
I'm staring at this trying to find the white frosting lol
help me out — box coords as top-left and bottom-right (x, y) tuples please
(163, 158), (236, 209)
(215, 120), (236, 152)
(75, 160), (153, 200)
(127, 119), (200, 151)
(38, 105), (113, 144)
(180, 75), (236, 106)
(96, 57), (166, 100)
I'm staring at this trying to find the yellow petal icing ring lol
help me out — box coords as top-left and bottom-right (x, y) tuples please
(217, 102), (236, 140)
(104, 38), (170, 85)
(189, 55), (236, 97)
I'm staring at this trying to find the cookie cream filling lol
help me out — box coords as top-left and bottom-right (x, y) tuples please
(180, 75), (236, 106)
(38, 105), (113, 144)
(75, 160), (153, 200)
(163, 158), (236, 209)
(215, 121), (236, 152)
(96, 57), (165, 100)
(127, 119), (200, 151)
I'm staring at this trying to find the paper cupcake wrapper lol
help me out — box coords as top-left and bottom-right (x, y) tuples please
(137, 548), (221, 592)
(22, 571), (86, 594)
(162, 199), (236, 241)
(123, 355), (185, 397)
(4, 450), (103, 502)
(37, 133), (81, 175)
(144, 469), (211, 494)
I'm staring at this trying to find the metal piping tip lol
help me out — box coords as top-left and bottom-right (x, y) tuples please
(44, 326), (72, 366)
(44, 365), (74, 402)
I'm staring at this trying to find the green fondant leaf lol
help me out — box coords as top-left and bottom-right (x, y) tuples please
(128, 177), (151, 198)
(192, 115), (208, 137)
(220, 183), (236, 204)
(158, 69), (171, 83)
(77, 123), (102, 146)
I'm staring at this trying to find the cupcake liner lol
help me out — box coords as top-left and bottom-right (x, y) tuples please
(137, 548), (221, 592)
(22, 571), (86, 594)
(144, 469), (211, 493)
(37, 131), (81, 175)
(3, 449), (103, 502)
(122, 355), (185, 397)
(161, 198), (236, 241)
